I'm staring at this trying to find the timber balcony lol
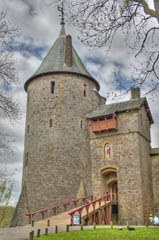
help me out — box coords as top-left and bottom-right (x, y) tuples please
(91, 114), (118, 132)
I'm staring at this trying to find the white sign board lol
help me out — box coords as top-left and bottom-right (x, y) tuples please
(73, 214), (81, 225)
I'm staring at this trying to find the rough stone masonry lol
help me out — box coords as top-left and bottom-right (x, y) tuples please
(11, 18), (159, 227)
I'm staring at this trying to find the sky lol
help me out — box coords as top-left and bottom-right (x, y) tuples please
(0, 0), (158, 206)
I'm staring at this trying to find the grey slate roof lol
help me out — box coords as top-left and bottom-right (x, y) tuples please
(85, 97), (153, 123)
(24, 26), (100, 91)
(32, 36), (91, 78)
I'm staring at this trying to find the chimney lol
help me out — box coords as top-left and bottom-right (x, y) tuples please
(65, 35), (72, 67)
(131, 87), (140, 99)
(100, 96), (106, 105)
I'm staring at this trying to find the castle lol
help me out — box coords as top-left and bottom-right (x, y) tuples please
(11, 15), (159, 227)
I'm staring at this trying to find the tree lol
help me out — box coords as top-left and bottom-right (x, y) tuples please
(50, 0), (159, 97)
(0, 11), (20, 157)
(0, 180), (13, 227)
(0, 11), (20, 121)
(0, 11), (20, 218)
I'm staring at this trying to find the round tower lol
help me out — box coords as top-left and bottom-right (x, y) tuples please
(11, 19), (102, 226)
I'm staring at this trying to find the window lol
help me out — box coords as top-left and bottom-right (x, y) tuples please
(140, 114), (142, 125)
(106, 115), (112, 120)
(99, 117), (105, 121)
(83, 84), (87, 97)
(51, 81), (55, 94)
(49, 119), (53, 128)
(27, 90), (29, 102)
(25, 152), (29, 166)
(104, 144), (111, 159)
(27, 125), (30, 134)
(80, 120), (83, 128)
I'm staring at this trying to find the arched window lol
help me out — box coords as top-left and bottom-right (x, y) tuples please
(104, 143), (111, 159)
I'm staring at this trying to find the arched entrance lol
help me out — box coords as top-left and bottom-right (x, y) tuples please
(100, 166), (118, 223)
(100, 166), (118, 199)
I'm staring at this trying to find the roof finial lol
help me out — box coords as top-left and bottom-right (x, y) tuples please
(57, 1), (66, 36)
(57, 1), (65, 26)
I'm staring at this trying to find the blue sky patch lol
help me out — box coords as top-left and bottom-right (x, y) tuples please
(4, 40), (48, 60)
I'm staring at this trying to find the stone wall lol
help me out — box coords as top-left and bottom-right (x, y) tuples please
(13, 73), (101, 226)
(151, 148), (159, 215)
(137, 105), (153, 223)
(12, 70), (156, 227)
(89, 106), (152, 225)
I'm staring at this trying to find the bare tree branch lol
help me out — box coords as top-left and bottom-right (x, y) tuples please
(130, 0), (158, 21)
(135, 27), (159, 57)
(0, 11), (21, 209)
(0, 12), (20, 121)
(56, 0), (159, 97)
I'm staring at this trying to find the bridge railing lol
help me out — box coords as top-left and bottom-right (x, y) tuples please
(26, 195), (93, 224)
(68, 193), (113, 225)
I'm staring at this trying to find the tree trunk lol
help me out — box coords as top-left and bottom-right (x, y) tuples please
(153, 0), (159, 23)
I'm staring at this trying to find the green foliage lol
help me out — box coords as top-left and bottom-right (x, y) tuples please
(0, 206), (15, 227)
(34, 228), (159, 240)
(0, 181), (14, 227)
(0, 181), (13, 205)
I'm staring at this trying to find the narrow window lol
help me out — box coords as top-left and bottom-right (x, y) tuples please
(83, 84), (87, 97)
(93, 119), (97, 122)
(27, 91), (29, 102)
(99, 117), (105, 121)
(25, 152), (29, 166)
(80, 120), (83, 129)
(106, 115), (112, 120)
(49, 119), (53, 128)
(51, 81), (55, 94)
(27, 125), (30, 133)
(140, 114), (142, 125)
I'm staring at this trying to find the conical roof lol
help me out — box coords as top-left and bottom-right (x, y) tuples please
(24, 25), (100, 91)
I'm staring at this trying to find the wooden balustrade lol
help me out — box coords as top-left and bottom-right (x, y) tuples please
(26, 195), (93, 224)
(68, 193), (114, 225)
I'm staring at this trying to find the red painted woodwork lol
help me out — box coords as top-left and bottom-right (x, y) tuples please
(91, 114), (118, 132)
(68, 193), (112, 225)
(26, 194), (93, 224)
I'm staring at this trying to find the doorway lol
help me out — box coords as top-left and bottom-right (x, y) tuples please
(100, 166), (118, 224)
(108, 180), (118, 201)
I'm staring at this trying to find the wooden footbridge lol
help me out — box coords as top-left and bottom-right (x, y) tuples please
(26, 193), (118, 226)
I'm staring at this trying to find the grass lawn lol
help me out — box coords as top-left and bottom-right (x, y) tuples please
(34, 227), (159, 240)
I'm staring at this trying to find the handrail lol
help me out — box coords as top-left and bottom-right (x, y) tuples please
(68, 193), (117, 225)
(26, 194), (93, 224)
(69, 193), (110, 216)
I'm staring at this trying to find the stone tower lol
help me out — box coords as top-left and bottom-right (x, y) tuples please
(11, 9), (159, 227)
(11, 15), (105, 227)
(86, 88), (153, 225)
